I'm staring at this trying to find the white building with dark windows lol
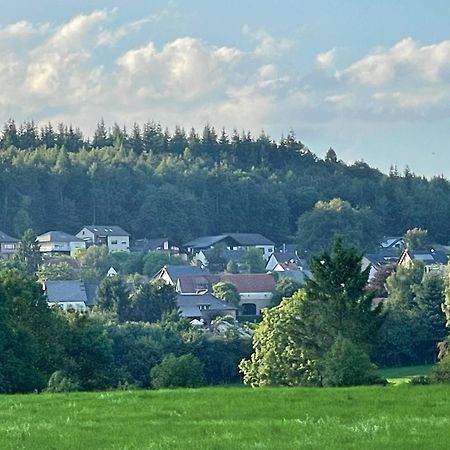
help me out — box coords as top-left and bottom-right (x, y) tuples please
(76, 225), (130, 252)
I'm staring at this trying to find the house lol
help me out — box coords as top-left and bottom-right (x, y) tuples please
(218, 273), (276, 316)
(184, 233), (275, 261)
(362, 248), (400, 280)
(133, 238), (180, 254)
(44, 280), (98, 311)
(154, 265), (209, 285)
(380, 236), (404, 249)
(76, 225), (130, 252)
(155, 265), (275, 316)
(37, 231), (86, 257)
(195, 248), (245, 271)
(266, 250), (310, 283)
(398, 248), (449, 272)
(0, 230), (19, 259)
(176, 292), (237, 322)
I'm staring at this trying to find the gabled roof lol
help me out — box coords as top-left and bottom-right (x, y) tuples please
(158, 265), (209, 284)
(37, 231), (84, 243)
(184, 235), (228, 248)
(364, 248), (400, 267)
(219, 273), (276, 293)
(176, 293), (237, 318)
(399, 248), (449, 266)
(226, 233), (275, 246)
(45, 280), (88, 303)
(0, 231), (19, 242)
(184, 233), (275, 249)
(81, 225), (129, 236)
(270, 251), (302, 266)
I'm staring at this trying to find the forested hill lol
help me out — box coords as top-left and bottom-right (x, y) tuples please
(0, 119), (449, 249)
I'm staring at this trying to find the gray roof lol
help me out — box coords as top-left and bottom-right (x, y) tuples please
(410, 249), (449, 265)
(45, 280), (88, 303)
(184, 233), (275, 249)
(177, 293), (237, 318)
(133, 238), (174, 251)
(81, 225), (129, 236)
(161, 265), (209, 284)
(227, 233), (275, 246)
(364, 248), (400, 267)
(37, 231), (84, 243)
(0, 231), (18, 242)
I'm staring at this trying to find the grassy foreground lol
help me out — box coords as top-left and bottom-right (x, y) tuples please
(1, 385), (450, 449)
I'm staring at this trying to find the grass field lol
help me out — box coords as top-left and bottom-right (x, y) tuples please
(1, 384), (450, 449)
(378, 364), (434, 385)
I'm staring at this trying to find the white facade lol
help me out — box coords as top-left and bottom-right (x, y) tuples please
(76, 227), (130, 252)
(239, 292), (273, 315)
(39, 240), (86, 256)
(47, 300), (87, 311)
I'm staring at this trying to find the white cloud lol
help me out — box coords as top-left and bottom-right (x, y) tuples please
(242, 25), (293, 57)
(316, 48), (336, 69)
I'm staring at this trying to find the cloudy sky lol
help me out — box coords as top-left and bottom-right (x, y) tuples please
(1, 0), (450, 177)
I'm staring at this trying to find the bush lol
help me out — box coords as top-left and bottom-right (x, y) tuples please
(430, 354), (450, 383)
(46, 371), (80, 393)
(409, 375), (430, 385)
(322, 336), (383, 387)
(150, 353), (205, 389)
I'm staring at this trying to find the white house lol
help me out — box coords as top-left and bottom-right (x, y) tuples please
(183, 233), (275, 261)
(76, 225), (130, 252)
(37, 231), (86, 256)
(44, 280), (98, 311)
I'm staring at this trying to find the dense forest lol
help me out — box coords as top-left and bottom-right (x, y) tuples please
(1, 119), (449, 249)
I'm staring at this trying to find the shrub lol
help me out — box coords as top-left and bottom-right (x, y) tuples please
(430, 354), (450, 383)
(46, 371), (80, 393)
(150, 353), (205, 389)
(409, 375), (430, 385)
(322, 336), (383, 387)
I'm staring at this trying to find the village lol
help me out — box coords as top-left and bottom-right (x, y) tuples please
(1, 226), (444, 327)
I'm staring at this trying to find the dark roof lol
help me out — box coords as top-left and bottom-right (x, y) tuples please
(45, 280), (88, 303)
(133, 238), (167, 251)
(226, 233), (275, 246)
(184, 233), (275, 249)
(184, 235), (228, 248)
(37, 231), (84, 243)
(161, 265), (209, 284)
(0, 231), (18, 242)
(176, 293), (237, 318)
(81, 225), (129, 236)
(271, 251), (302, 266)
(409, 249), (449, 265)
(364, 248), (400, 267)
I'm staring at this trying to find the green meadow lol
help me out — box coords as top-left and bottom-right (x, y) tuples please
(1, 384), (450, 450)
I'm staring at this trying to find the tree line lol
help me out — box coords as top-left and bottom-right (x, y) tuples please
(0, 120), (450, 250)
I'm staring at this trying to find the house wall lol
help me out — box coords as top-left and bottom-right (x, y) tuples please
(47, 301), (87, 311)
(0, 242), (17, 259)
(76, 228), (95, 243)
(107, 235), (129, 252)
(239, 292), (273, 315)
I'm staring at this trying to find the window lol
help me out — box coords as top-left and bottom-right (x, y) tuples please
(3, 244), (15, 250)
(111, 240), (118, 245)
(198, 304), (210, 311)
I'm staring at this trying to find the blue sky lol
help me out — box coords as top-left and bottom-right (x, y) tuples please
(1, 0), (450, 177)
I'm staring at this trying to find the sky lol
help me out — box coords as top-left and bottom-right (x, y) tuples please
(1, 0), (450, 177)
